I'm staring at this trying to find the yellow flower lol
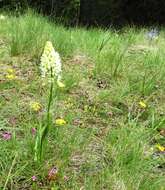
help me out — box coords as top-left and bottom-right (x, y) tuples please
(57, 80), (65, 88)
(139, 101), (147, 108)
(55, 118), (66, 126)
(6, 74), (16, 80)
(7, 68), (15, 74)
(30, 102), (42, 112)
(156, 144), (165, 152)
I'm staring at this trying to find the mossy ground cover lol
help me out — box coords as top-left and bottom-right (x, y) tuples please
(0, 11), (164, 190)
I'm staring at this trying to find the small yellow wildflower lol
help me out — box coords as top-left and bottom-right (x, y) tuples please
(156, 144), (165, 152)
(55, 118), (66, 126)
(139, 101), (147, 108)
(6, 74), (16, 80)
(57, 80), (65, 88)
(7, 68), (14, 74)
(30, 102), (42, 112)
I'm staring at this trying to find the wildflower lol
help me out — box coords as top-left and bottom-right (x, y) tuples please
(6, 74), (16, 80)
(30, 102), (41, 112)
(55, 118), (66, 126)
(57, 79), (65, 88)
(7, 68), (14, 74)
(139, 101), (147, 109)
(6, 68), (16, 80)
(48, 167), (58, 180)
(2, 132), (12, 140)
(32, 175), (37, 181)
(31, 128), (37, 135)
(40, 41), (62, 81)
(156, 144), (165, 152)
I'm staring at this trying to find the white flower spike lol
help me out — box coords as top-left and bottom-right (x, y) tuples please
(40, 41), (62, 80)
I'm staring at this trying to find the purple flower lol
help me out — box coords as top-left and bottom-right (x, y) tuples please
(32, 175), (37, 181)
(2, 132), (12, 140)
(31, 128), (37, 135)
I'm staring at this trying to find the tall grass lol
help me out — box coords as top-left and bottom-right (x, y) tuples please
(0, 10), (74, 58)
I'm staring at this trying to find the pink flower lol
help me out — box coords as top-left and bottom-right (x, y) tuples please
(48, 167), (58, 176)
(32, 175), (37, 181)
(2, 132), (12, 140)
(48, 167), (58, 180)
(31, 128), (37, 135)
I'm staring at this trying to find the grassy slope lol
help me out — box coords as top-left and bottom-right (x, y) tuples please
(0, 11), (165, 190)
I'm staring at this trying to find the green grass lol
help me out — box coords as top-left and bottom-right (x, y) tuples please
(0, 11), (165, 190)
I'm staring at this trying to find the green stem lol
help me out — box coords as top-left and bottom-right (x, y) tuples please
(47, 78), (53, 128)
(41, 69), (54, 155)
(35, 68), (54, 162)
